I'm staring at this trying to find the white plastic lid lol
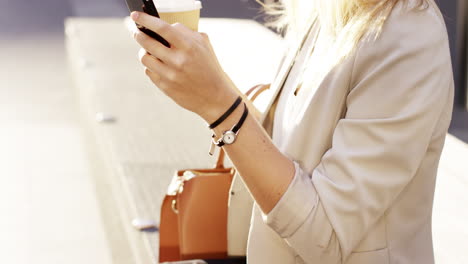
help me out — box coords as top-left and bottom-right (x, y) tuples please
(154, 0), (202, 13)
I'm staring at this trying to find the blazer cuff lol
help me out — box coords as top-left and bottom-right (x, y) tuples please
(262, 161), (319, 238)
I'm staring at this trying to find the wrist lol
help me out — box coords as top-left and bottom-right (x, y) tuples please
(211, 99), (245, 139)
(200, 90), (240, 125)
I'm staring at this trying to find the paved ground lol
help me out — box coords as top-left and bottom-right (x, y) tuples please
(0, 0), (125, 263)
(0, 35), (114, 264)
(433, 135), (468, 263)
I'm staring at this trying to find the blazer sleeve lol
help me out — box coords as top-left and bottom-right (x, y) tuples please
(262, 5), (453, 263)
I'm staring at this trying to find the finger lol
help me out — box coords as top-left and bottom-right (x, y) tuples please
(145, 67), (161, 83)
(134, 30), (172, 63)
(139, 49), (172, 78)
(145, 68), (173, 96)
(199, 32), (209, 41)
(138, 48), (150, 64)
(131, 12), (189, 49)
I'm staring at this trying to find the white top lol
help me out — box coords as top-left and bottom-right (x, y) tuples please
(272, 30), (321, 151)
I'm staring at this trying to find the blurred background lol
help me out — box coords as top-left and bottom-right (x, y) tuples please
(0, 0), (466, 264)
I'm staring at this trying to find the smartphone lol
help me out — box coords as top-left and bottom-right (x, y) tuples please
(125, 0), (171, 47)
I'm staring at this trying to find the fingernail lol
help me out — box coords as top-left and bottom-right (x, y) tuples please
(131, 11), (139, 21)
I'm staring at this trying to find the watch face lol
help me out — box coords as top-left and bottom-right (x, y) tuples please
(223, 131), (237, 145)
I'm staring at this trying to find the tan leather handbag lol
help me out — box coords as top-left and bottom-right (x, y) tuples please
(159, 85), (269, 263)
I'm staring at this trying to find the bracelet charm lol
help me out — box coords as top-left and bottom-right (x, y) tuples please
(208, 135), (217, 156)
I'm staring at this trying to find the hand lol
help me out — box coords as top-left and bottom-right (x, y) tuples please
(130, 12), (238, 123)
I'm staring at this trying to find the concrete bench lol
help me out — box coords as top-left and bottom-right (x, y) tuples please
(66, 17), (284, 264)
(66, 17), (468, 264)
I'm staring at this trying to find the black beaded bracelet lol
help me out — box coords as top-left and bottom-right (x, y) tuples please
(208, 96), (242, 130)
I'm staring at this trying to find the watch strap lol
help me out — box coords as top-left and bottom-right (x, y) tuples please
(208, 96), (242, 129)
(232, 103), (248, 134)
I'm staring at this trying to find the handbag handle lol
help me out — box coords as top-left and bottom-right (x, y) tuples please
(245, 83), (270, 102)
(215, 84), (271, 169)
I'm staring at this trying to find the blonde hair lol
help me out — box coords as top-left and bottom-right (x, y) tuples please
(257, 0), (428, 94)
(259, 0), (428, 52)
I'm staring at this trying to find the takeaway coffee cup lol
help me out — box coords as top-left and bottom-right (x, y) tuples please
(156, 0), (202, 31)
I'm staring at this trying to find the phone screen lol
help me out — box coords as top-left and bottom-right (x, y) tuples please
(125, 0), (170, 47)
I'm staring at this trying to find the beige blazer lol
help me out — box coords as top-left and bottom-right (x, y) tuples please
(227, 1), (454, 264)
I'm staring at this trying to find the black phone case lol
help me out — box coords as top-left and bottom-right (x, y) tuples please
(125, 0), (170, 47)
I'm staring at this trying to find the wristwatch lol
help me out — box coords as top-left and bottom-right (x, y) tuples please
(209, 103), (249, 155)
(220, 131), (237, 145)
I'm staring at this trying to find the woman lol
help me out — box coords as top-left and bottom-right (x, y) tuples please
(130, 0), (454, 263)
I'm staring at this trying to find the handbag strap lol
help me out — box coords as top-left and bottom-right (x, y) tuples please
(245, 84), (271, 101)
(214, 84), (271, 169)
(216, 147), (227, 169)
